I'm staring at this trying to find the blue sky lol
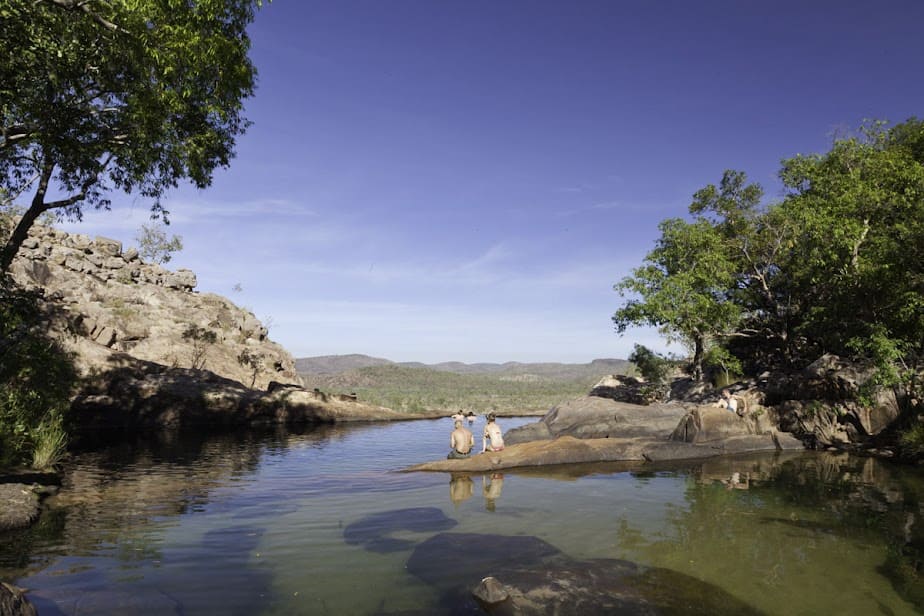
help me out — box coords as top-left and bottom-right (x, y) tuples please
(63, 0), (924, 363)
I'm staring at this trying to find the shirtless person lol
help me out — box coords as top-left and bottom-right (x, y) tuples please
(482, 413), (504, 453)
(447, 420), (474, 459)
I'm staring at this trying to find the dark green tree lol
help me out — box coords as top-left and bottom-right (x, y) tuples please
(614, 212), (740, 381)
(0, 0), (266, 272)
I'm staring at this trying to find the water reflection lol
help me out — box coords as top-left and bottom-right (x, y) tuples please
(448, 474), (474, 507)
(0, 422), (921, 615)
(482, 473), (504, 512)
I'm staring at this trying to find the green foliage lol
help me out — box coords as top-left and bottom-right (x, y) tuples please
(181, 325), (218, 370)
(30, 416), (68, 469)
(899, 423), (924, 457)
(614, 216), (740, 380)
(0, 0), (266, 271)
(237, 348), (264, 388)
(703, 345), (743, 386)
(0, 281), (77, 468)
(627, 344), (672, 385)
(136, 222), (183, 264)
(616, 118), (924, 388)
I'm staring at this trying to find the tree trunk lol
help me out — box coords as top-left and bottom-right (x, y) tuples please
(691, 335), (704, 382)
(0, 164), (52, 273)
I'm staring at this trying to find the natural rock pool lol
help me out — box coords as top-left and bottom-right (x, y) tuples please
(1, 417), (922, 615)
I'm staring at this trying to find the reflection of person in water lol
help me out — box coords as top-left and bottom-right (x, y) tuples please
(449, 474), (474, 506)
(482, 473), (504, 511)
(722, 471), (750, 490)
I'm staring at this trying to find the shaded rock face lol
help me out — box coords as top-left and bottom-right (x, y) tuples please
(9, 223), (299, 391)
(343, 507), (458, 553)
(589, 374), (659, 405)
(406, 532), (764, 615)
(505, 397), (688, 445)
(69, 356), (410, 433)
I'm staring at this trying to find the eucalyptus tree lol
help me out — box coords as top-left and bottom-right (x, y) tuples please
(0, 0), (266, 272)
(613, 215), (740, 381)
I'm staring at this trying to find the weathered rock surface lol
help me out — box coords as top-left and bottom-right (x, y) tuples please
(0, 484), (42, 531)
(408, 532), (764, 615)
(408, 395), (804, 472)
(0, 582), (38, 616)
(504, 396), (688, 445)
(405, 432), (797, 473)
(9, 223), (300, 391)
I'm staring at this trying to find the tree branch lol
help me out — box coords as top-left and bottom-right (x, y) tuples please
(37, 0), (129, 34)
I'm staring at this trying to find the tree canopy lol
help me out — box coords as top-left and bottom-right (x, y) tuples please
(0, 0), (265, 272)
(615, 119), (924, 388)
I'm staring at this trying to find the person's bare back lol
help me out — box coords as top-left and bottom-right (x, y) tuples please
(482, 414), (504, 452)
(449, 421), (474, 458)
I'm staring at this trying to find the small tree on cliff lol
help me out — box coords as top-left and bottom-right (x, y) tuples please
(0, 0), (266, 272)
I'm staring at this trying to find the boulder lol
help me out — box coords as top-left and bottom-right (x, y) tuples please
(670, 406), (754, 443)
(0, 484), (41, 531)
(0, 583), (38, 616)
(93, 236), (122, 256)
(505, 396), (688, 445)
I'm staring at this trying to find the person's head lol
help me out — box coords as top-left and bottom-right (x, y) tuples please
(467, 411), (474, 417)
(721, 389), (730, 398)
(486, 413), (496, 423)
(454, 420), (462, 428)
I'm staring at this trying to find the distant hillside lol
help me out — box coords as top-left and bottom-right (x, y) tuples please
(297, 355), (631, 414)
(296, 354), (630, 379)
(294, 354), (393, 375)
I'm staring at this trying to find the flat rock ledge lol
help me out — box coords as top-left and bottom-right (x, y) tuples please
(405, 398), (805, 473)
(404, 432), (803, 473)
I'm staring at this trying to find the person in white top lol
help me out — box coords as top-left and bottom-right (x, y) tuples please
(720, 389), (738, 413)
(482, 413), (505, 452)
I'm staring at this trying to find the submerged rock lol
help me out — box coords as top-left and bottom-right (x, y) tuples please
(343, 507), (458, 553)
(407, 532), (765, 615)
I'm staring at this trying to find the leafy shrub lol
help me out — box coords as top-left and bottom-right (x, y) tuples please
(0, 282), (77, 468)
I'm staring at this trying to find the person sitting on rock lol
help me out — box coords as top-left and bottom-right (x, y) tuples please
(718, 389), (738, 414)
(447, 420), (474, 459)
(482, 413), (505, 453)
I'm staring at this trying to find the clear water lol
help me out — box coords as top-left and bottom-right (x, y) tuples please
(2, 417), (922, 615)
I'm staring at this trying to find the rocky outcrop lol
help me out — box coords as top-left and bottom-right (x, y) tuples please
(9, 223), (300, 391)
(0, 583), (38, 616)
(504, 397), (688, 445)
(588, 374), (658, 405)
(70, 354), (423, 433)
(408, 393), (804, 473)
(765, 355), (904, 448)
